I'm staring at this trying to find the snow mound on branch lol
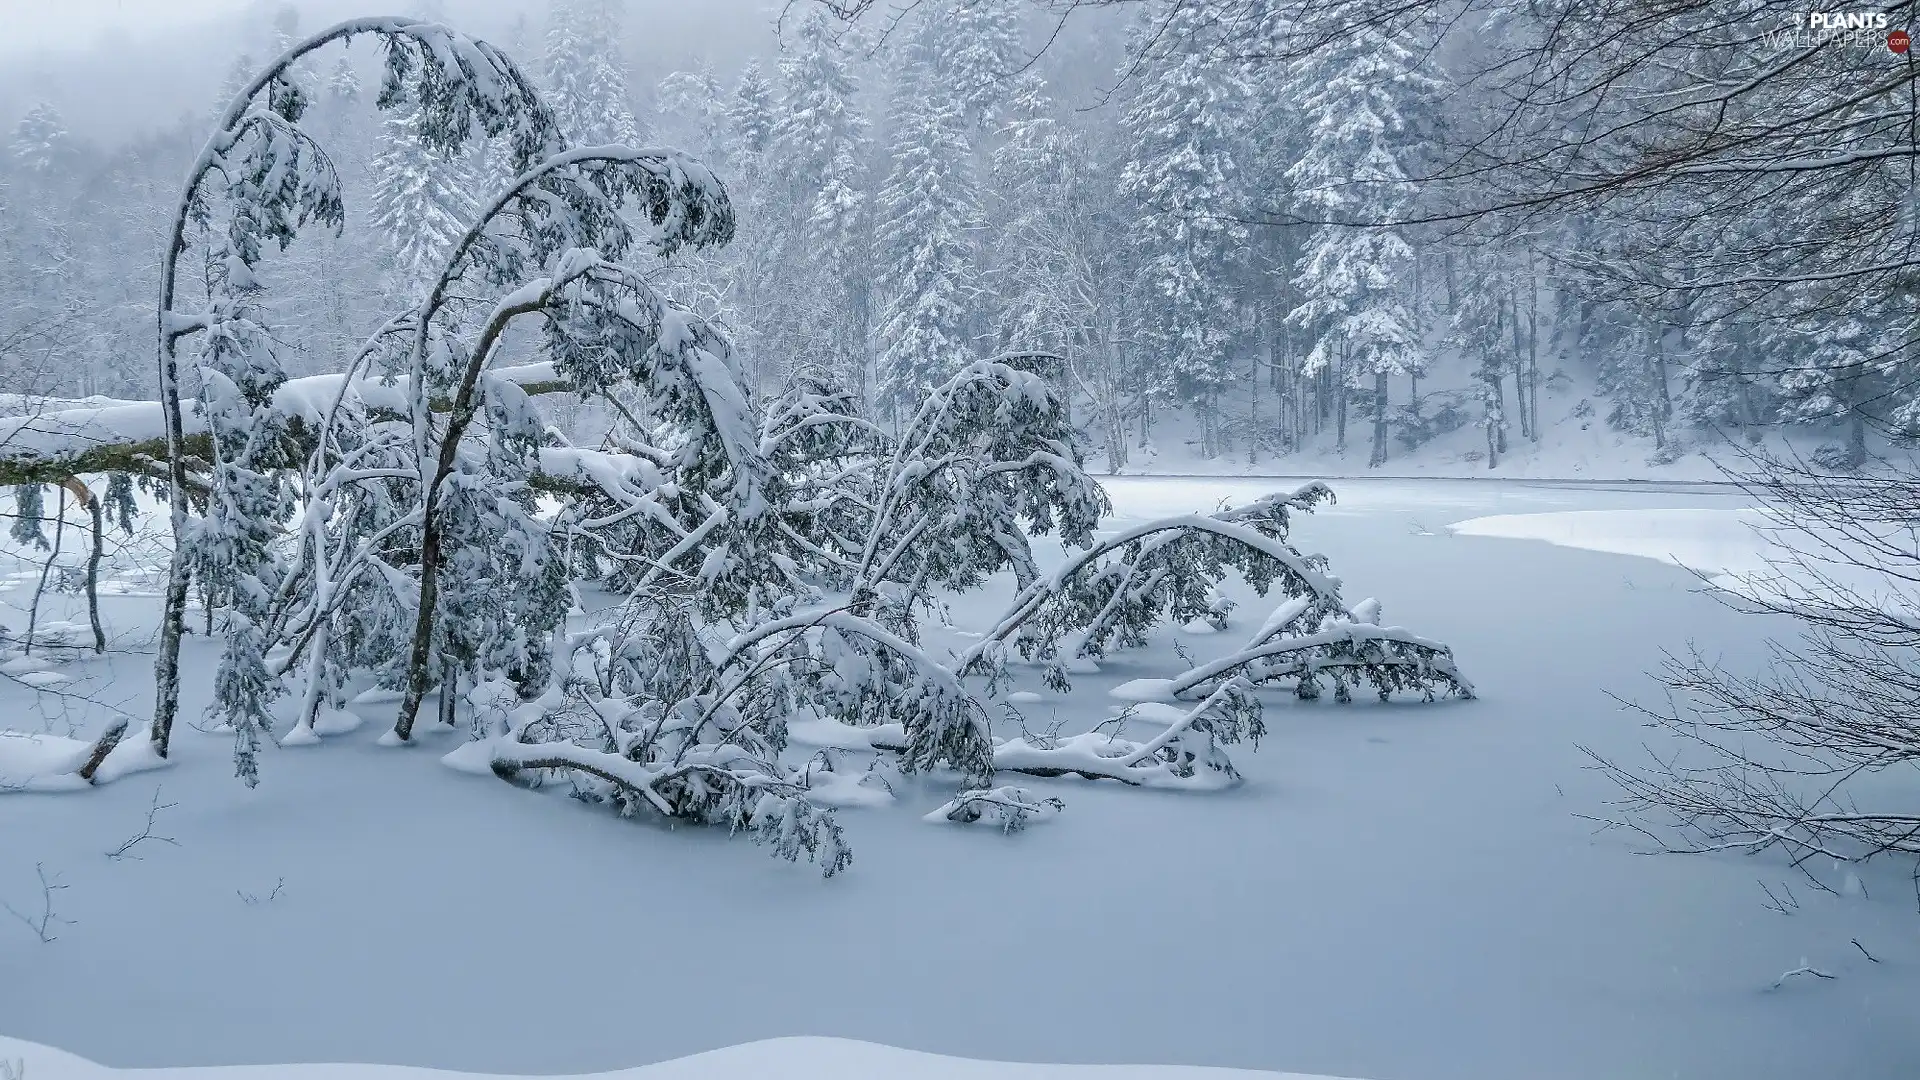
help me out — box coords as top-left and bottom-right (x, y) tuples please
(439, 737), (499, 776)
(1109, 678), (1177, 703)
(787, 715), (904, 751)
(0, 724), (168, 791)
(796, 763), (896, 809)
(0, 1034), (1362, 1080)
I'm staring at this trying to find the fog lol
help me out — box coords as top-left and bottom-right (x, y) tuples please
(0, 0), (781, 141)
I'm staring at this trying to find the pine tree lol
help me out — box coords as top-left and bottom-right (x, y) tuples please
(656, 62), (732, 171)
(544, 0), (642, 148)
(988, 77), (1135, 470)
(367, 106), (481, 293)
(1776, 299), (1907, 470)
(9, 104), (71, 174)
(766, 8), (873, 397)
(943, 0), (1027, 132)
(1284, 30), (1435, 468)
(875, 11), (983, 418)
(729, 59), (776, 165)
(1117, 2), (1250, 458)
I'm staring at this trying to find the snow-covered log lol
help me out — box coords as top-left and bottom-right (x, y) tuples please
(924, 787), (1063, 831)
(0, 364), (571, 486)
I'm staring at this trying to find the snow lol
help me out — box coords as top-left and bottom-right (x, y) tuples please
(0, 364), (563, 467)
(0, 724), (168, 791)
(0, 1035), (1355, 1080)
(1108, 678), (1177, 702)
(1444, 505), (1910, 609)
(2, 477), (1916, 1080)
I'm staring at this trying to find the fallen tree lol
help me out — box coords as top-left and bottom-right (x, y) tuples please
(0, 13), (1475, 879)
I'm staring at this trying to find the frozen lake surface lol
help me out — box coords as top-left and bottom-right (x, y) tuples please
(2, 477), (1914, 1080)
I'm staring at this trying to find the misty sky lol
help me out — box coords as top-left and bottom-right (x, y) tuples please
(0, 0), (782, 141)
(0, 0), (255, 56)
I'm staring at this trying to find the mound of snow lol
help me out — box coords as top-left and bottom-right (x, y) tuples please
(0, 1036), (1360, 1080)
(0, 656), (59, 677)
(1109, 678), (1177, 703)
(0, 724), (168, 790)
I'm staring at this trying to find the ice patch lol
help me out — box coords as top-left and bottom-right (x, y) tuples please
(1443, 507), (1889, 607)
(1006, 691), (1044, 704)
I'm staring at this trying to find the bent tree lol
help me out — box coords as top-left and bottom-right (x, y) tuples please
(1, 12), (1474, 875)
(151, 16), (564, 760)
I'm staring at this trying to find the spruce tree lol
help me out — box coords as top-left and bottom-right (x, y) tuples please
(767, 8), (872, 396)
(875, 10), (984, 419)
(1117, 2), (1250, 458)
(729, 59), (776, 165)
(1284, 30), (1435, 468)
(544, 0), (643, 148)
(367, 106), (481, 294)
(8, 104), (71, 174)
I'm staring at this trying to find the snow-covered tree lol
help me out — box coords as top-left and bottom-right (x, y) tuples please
(657, 63), (732, 171)
(8, 104), (71, 174)
(874, 10), (984, 418)
(987, 78), (1136, 470)
(1117, 2), (1250, 458)
(728, 59), (776, 165)
(543, 0), (643, 148)
(764, 8), (872, 396)
(1284, 30), (1435, 468)
(367, 104), (482, 292)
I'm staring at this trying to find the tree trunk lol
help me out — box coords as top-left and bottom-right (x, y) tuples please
(84, 487), (105, 653)
(24, 487), (66, 657)
(1510, 286), (1533, 442)
(1369, 369), (1389, 468)
(1334, 342), (1350, 451)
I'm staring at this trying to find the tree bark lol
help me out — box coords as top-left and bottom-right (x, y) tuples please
(1369, 369), (1389, 468)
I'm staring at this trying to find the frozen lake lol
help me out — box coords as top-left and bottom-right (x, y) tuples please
(2, 476), (1914, 1080)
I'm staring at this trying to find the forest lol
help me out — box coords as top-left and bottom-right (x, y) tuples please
(5, 0), (1906, 479)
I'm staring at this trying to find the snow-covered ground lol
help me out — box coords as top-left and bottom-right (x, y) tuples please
(3, 477), (1917, 1080)
(1104, 370), (1839, 483)
(0, 1036), (1354, 1080)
